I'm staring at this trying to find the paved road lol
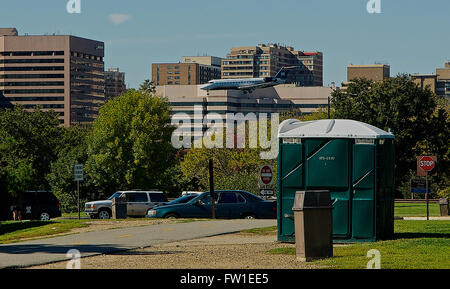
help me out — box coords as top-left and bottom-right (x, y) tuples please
(0, 219), (276, 269)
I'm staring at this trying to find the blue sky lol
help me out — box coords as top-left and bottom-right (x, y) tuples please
(1, 0), (449, 88)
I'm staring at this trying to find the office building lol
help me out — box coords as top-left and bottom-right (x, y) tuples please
(105, 68), (126, 101)
(181, 56), (222, 67)
(436, 61), (450, 98)
(152, 56), (222, 86)
(157, 84), (332, 140)
(411, 74), (437, 92)
(221, 44), (323, 86)
(347, 64), (390, 82)
(157, 84), (331, 116)
(411, 62), (450, 99)
(0, 28), (105, 126)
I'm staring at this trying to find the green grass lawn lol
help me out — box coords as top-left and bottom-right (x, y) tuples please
(242, 226), (277, 235)
(0, 220), (89, 244)
(268, 220), (450, 269)
(395, 203), (441, 217)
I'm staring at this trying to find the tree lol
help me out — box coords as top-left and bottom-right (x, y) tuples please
(0, 106), (61, 192)
(86, 88), (176, 197)
(331, 75), (449, 196)
(46, 126), (92, 212)
(0, 106), (62, 219)
(139, 79), (156, 95)
(180, 119), (278, 196)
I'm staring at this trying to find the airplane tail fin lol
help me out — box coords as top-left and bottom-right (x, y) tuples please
(274, 66), (298, 79)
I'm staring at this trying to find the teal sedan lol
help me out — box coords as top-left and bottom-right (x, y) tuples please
(147, 190), (276, 219)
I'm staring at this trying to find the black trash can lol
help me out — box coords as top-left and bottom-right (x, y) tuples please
(292, 190), (333, 262)
(112, 196), (127, 219)
(439, 198), (449, 216)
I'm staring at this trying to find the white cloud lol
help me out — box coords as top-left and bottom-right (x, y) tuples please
(108, 13), (132, 25)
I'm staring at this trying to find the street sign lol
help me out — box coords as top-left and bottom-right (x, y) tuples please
(417, 156), (437, 176)
(74, 164), (84, 181)
(259, 188), (274, 197)
(410, 179), (431, 194)
(260, 165), (273, 186)
(74, 164), (84, 220)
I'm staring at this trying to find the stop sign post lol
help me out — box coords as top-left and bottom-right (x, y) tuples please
(417, 156), (437, 220)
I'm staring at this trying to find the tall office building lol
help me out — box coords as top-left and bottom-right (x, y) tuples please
(221, 44), (323, 86)
(152, 56), (222, 86)
(105, 68), (126, 101)
(0, 28), (105, 126)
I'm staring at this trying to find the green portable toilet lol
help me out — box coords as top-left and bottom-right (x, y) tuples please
(277, 119), (395, 243)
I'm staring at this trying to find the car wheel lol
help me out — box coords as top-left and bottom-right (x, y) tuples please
(98, 209), (111, 219)
(40, 212), (50, 221)
(243, 214), (256, 219)
(165, 213), (178, 219)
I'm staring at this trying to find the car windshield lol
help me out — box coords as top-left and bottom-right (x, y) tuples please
(107, 192), (122, 200)
(168, 195), (196, 204)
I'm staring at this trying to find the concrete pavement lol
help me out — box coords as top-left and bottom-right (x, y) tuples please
(0, 219), (276, 269)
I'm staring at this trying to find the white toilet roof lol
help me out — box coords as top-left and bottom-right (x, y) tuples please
(278, 119), (394, 139)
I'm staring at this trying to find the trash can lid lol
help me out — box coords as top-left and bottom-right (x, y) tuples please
(278, 119), (395, 139)
(292, 190), (333, 211)
(439, 198), (449, 205)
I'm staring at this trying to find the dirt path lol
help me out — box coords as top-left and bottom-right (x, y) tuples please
(29, 230), (319, 269)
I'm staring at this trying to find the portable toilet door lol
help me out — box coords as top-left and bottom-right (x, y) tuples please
(277, 136), (304, 243)
(277, 119), (395, 243)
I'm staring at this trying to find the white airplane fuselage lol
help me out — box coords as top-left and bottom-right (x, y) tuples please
(200, 77), (286, 91)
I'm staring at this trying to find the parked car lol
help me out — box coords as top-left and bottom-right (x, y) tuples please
(181, 191), (203, 196)
(147, 190), (277, 219)
(20, 191), (62, 221)
(156, 194), (198, 207)
(85, 190), (168, 219)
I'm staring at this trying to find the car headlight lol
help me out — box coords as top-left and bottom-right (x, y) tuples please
(148, 210), (157, 216)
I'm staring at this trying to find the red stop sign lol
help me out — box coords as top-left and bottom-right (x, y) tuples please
(417, 156), (437, 176)
(419, 156), (435, 171)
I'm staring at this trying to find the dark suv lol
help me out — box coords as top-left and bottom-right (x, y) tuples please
(20, 191), (62, 221)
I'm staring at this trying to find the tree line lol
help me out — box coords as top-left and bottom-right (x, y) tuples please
(0, 76), (448, 218)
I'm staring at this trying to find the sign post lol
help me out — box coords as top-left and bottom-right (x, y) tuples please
(417, 156), (437, 221)
(425, 172), (429, 220)
(74, 164), (84, 220)
(259, 165), (273, 199)
(209, 159), (216, 219)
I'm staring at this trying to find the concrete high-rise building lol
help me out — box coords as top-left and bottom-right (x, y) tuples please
(105, 68), (126, 101)
(152, 56), (222, 86)
(0, 28), (105, 126)
(347, 64), (390, 82)
(221, 44), (323, 86)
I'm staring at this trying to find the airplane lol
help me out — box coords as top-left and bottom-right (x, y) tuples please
(200, 66), (298, 94)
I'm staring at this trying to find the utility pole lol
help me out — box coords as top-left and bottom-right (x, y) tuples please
(328, 96), (331, 119)
(209, 159), (216, 219)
